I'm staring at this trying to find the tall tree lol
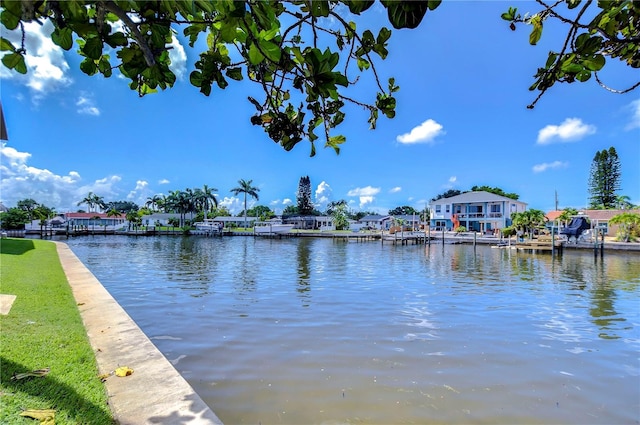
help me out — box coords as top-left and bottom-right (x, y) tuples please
(296, 176), (314, 216)
(389, 206), (418, 216)
(230, 179), (260, 228)
(77, 192), (96, 213)
(16, 198), (39, 220)
(3, 2), (636, 154)
(588, 147), (621, 209)
(326, 200), (348, 216)
(194, 185), (218, 220)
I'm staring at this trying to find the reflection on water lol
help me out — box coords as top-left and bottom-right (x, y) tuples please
(65, 236), (640, 424)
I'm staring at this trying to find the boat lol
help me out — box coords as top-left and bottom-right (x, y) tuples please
(254, 220), (295, 235)
(193, 219), (223, 235)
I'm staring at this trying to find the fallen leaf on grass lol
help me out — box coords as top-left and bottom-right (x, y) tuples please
(115, 366), (134, 377)
(20, 408), (55, 424)
(11, 368), (50, 381)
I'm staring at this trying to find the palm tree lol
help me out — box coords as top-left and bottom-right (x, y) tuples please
(615, 195), (634, 210)
(609, 212), (640, 242)
(77, 192), (96, 212)
(145, 194), (162, 212)
(197, 184), (218, 220)
(107, 208), (122, 230)
(92, 193), (106, 212)
(230, 179), (260, 228)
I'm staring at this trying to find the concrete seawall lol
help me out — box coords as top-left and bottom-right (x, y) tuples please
(54, 242), (223, 425)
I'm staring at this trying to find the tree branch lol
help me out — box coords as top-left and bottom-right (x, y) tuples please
(103, 1), (156, 67)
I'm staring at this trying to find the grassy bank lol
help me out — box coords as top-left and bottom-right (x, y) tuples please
(0, 238), (114, 424)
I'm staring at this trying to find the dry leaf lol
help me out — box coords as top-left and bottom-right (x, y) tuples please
(11, 368), (50, 381)
(20, 408), (55, 424)
(115, 366), (134, 377)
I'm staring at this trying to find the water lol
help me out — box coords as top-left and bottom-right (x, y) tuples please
(64, 235), (640, 424)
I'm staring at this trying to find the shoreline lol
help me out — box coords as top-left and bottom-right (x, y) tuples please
(54, 242), (223, 425)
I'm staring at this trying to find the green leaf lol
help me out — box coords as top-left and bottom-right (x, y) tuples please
(576, 69), (591, 82)
(545, 52), (557, 68)
(357, 57), (370, 71)
(98, 56), (112, 77)
(582, 55), (605, 71)
(248, 43), (264, 65)
(376, 27), (392, 44)
(105, 32), (128, 48)
(562, 62), (583, 73)
(327, 135), (346, 153)
(52, 28), (74, 50)
(83, 37), (104, 60)
(0, 9), (21, 31)
(529, 15), (543, 45)
(220, 22), (238, 43)
(566, 0), (581, 9)
(258, 40), (281, 63)
(190, 70), (203, 87)
(310, 1), (330, 17)
(80, 58), (98, 75)
(427, 0), (442, 11)
(1, 52), (26, 74)
(345, 0), (375, 14)
(226, 67), (243, 81)
(381, 1), (429, 29)
(0, 37), (16, 52)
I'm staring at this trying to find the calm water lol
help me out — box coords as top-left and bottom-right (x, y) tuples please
(64, 235), (639, 424)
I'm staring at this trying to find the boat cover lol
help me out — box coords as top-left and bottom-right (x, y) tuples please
(560, 217), (590, 237)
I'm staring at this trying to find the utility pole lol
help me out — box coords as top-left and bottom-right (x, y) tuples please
(555, 190), (559, 211)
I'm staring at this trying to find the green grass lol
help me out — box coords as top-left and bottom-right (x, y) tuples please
(0, 238), (114, 424)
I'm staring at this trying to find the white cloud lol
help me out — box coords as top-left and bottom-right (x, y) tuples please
(389, 186), (401, 193)
(126, 180), (150, 205)
(347, 186), (380, 209)
(158, 179), (170, 185)
(449, 176), (457, 183)
(168, 33), (187, 80)
(0, 21), (72, 101)
(625, 99), (640, 131)
(396, 119), (444, 145)
(282, 198), (292, 205)
(76, 93), (100, 116)
(315, 181), (332, 208)
(537, 118), (596, 144)
(0, 143), (125, 211)
(532, 161), (569, 173)
(219, 196), (243, 215)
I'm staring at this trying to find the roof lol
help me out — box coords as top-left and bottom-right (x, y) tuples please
(545, 209), (640, 222)
(430, 191), (527, 205)
(360, 215), (392, 222)
(65, 212), (112, 219)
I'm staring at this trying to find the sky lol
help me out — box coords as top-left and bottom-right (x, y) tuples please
(1, 1), (639, 216)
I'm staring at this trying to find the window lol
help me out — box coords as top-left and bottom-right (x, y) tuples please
(445, 204), (450, 213)
(435, 205), (441, 213)
(491, 204), (501, 213)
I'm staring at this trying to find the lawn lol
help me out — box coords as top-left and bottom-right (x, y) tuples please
(0, 238), (114, 424)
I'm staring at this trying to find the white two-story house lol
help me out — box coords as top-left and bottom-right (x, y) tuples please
(429, 191), (527, 233)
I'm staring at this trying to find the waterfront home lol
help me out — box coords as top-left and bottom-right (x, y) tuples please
(212, 216), (259, 228)
(546, 209), (640, 237)
(64, 212), (127, 230)
(359, 215), (393, 230)
(391, 214), (424, 230)
(141, 213), (182, 227)
(429, 191), (527, 233)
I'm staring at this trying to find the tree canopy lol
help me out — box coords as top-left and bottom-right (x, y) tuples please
(588, 146), (621, 209)
(1, 1), (638, 155)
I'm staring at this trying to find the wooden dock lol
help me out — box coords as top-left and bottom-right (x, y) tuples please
(514, 235), (563, 253)
(381, 232), (429, 245)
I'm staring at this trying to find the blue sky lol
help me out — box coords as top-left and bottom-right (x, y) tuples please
(1, 1), (638, 216)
